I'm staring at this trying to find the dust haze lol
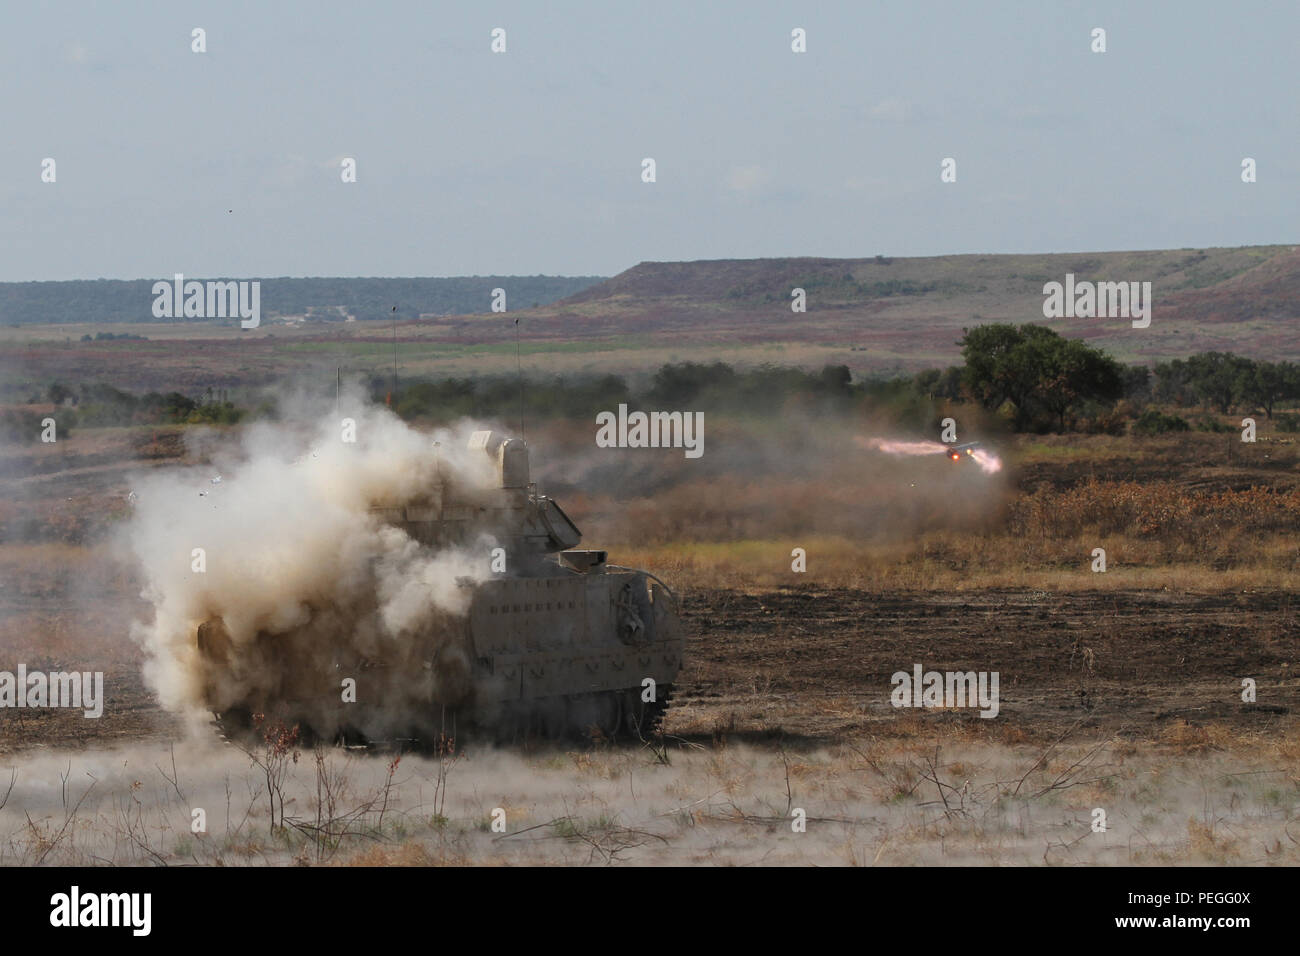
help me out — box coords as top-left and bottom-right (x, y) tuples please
(529, 409), (1013, 546)
(119, 389), (501, 737)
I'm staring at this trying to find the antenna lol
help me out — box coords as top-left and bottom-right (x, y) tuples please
(389, 305), (397, 406)
(336, 366), (340, 418)
(515, 317), (524, 442)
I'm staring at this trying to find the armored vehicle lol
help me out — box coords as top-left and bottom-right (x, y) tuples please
(195, 430), (684, 745)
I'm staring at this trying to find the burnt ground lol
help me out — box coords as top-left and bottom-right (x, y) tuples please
(0, 669), (179, 754)
(2, 585), (1295, 755)
(668, 586), (1298, 743)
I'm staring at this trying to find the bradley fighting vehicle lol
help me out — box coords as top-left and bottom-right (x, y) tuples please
(196, 430), (684, 745)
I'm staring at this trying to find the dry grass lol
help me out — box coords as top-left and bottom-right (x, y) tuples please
(555, 426), (1300, 591)
(3, 730), (1294, 866)
(615, 531), (1300, 593)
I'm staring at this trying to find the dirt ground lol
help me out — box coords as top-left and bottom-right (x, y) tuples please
(669, 585), (1296, 742)
(2, 583), (1293, 755)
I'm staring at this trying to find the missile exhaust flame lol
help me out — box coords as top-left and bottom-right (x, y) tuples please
(859, 436), (1004, 475)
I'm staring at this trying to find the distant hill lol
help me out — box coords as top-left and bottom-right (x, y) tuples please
(538, 245), (1300, 367)
(4, 247), (1297, 392)
(0, 275), (606, 325)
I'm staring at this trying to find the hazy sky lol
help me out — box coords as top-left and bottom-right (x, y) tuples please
(2, 0), (1296, 281)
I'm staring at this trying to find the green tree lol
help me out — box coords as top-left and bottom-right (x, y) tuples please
(647, 362), (736, 405)
(1239, 360), (1298, 419)
(959, 323), (1122, 431)
(1153, 359), (1194, 405)
(1035, 337), (1124, 430)
(1184, 352), (1253, 414)
(817, 364), (852, 396)
(1121, 365), (1152, 403)
(959, 324), (1027, 412)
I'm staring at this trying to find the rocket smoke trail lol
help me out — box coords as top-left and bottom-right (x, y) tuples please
(860, 436), (1003, 475)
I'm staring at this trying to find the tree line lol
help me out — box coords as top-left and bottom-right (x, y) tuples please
(13, 324), (1298, 443)
(0, 275), (603, 325)
(0, 383), (247, 441)
(953, 323), (1300, 433)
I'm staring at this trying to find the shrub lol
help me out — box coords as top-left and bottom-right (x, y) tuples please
(1132, 409), (1190, 435)
(1195, 418), (1234, 433)
(0, 408), (66, 443)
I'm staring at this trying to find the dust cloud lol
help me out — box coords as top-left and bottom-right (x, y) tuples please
(529, 412), (1013, 547)
(120, 390), (500, 740)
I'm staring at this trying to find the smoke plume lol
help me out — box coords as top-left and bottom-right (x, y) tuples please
(121, 393), (499, 740)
